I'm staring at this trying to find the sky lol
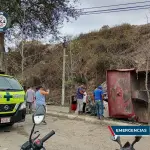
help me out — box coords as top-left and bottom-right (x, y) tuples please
(6, 0), (150, 47)
(59, 0), (150, 37)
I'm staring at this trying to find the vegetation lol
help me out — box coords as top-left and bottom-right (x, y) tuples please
(0, 0), (78, 38)
(6, 23), (150, 104)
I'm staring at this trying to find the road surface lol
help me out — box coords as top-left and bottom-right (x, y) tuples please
(0, 115), (149, 150)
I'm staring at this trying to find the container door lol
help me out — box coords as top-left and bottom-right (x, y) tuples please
(107, 70), (135, 118)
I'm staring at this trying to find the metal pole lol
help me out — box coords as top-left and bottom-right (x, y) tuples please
(61, 38), (66, 106)
(0, 33), (5, 71)
(5, 52), (8, 74)
(70, 42), (73, 80)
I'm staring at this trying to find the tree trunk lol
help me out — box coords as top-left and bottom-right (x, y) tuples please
(0, 33), (5, 71)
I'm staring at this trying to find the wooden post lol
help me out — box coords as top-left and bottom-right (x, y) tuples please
(0, 32), (5, 71)
(69, 42), (73, 113)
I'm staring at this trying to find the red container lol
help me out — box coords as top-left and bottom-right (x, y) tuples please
(71, 104), (77, 111)
(107, 69), (135, 119)
(107, 68), (149, 123)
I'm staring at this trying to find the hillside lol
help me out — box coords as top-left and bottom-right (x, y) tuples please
(6, 23), (150, 105)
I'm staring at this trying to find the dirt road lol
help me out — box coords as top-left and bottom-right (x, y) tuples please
(0, 115), (149, 150)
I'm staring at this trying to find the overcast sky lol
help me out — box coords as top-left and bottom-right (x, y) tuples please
(7, 0), (150, 47)
(59, 0), (150, 36)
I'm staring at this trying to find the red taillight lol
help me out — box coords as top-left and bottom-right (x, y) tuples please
(35, 139), (40, 144)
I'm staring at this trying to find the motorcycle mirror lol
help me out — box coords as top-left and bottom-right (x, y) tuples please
(110, 135), (123, 148)
(32, 105), (46, 125)
(110, 135), (120, 141)
(33, 115), (44, 124)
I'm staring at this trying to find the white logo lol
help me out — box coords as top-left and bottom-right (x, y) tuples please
(4, 105), (9, 110)
(0, 15), (7, 29)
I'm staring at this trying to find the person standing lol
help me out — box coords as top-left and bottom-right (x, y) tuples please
(82, 87), (88, 114)
(76, 84), (85, 115)
(35, 86), (49, 125)
(93, 86), (104, 120)
(26, 86), (35, 114)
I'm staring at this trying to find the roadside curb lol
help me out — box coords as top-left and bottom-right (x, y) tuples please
(46, 111), (140, 126)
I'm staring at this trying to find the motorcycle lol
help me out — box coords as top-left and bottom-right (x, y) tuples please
(111, 135), (142, 150)
(21, 105), (55, 150)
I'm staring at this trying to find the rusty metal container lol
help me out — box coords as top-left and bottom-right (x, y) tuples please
(107, 69), (148, 123)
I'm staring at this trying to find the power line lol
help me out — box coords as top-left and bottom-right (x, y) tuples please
(78, 0), (150, 10)
(82, 4), (150, 14)
(81, 6), (150, 15)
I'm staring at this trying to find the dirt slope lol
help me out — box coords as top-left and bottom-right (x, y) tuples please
(6, 23), (150, 104)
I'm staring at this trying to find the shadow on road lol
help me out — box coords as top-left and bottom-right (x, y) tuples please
(0, 124), (29, 137)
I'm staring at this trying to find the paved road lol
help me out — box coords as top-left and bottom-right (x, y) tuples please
(0, 115), (149, 150)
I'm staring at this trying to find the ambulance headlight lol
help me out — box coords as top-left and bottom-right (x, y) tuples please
(19, 102), (26, 110)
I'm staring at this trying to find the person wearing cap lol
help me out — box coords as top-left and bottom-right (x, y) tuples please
(93, 85), (104, 119)
(35, 86), (49, 125)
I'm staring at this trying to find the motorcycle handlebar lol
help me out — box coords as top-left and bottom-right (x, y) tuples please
(41, 130), (55, 143)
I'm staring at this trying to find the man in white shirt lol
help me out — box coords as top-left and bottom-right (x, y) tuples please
(82, 89), (88, 113)
(26, 86), (35, 114)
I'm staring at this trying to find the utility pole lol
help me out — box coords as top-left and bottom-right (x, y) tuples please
(69, 41), (73, 112)
(4, 52), (8, 74)
(146, 14), (149, 24)
(70, 42), (73, 81)
(61, 37), (67, 106)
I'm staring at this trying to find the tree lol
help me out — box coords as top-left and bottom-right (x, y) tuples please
(101, 25), (109, 30)
(0, 0), (79, 38)
(0, 0), (78, 72)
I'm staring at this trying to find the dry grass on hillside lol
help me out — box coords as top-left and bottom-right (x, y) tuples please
(5, 23), (150, 104)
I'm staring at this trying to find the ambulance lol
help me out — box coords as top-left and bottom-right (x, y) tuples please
(0, 72), (26, 126)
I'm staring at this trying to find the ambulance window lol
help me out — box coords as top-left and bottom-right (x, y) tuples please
(0, 76), (23, 90)
(0, 76), (10, 89)
(6, 77), (23, 90)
